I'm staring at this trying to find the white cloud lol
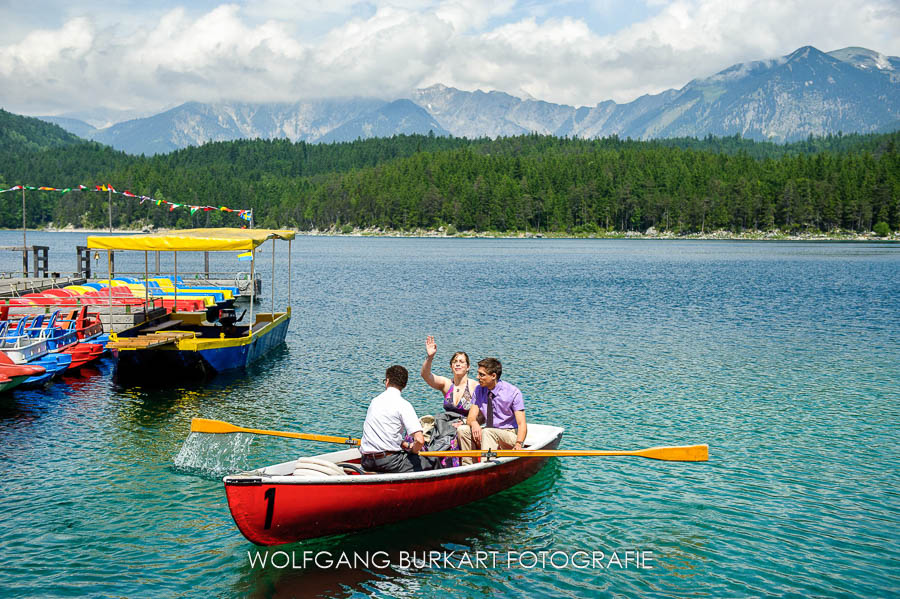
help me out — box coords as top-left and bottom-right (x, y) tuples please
(0, 0), (897, 116)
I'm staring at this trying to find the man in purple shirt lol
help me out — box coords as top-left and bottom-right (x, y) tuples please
(456, 357), (527, 465)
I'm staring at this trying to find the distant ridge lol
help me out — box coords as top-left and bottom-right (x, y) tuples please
(33, 45), (900, 155)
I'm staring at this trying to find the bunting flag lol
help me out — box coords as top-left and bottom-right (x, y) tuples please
(236, 251), (253, 261)
(0, 183), (252, 224)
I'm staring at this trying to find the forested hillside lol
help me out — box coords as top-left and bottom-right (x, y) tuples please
(0, 109), (83, 151)
(1, 110), (897, 233)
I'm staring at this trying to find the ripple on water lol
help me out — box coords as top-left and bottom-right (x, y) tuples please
(0, 237), (898, 598)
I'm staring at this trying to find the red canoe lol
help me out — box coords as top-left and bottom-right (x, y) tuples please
(223, 423), (564, 545)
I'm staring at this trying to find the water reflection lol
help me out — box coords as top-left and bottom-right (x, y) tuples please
(0, 358), (114, 425)
(233, 460), (563, 598)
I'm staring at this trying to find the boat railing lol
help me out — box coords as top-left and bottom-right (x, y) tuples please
(0, 334), (49, 362)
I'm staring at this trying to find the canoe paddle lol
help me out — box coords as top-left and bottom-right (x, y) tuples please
(420, 444), (709, 462)
(190, 418), (360, 446)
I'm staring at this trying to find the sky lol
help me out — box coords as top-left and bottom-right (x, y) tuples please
(1, 0), (898, 122)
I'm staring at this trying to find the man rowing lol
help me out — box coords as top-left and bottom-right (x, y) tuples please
(360, 365), (434, 473)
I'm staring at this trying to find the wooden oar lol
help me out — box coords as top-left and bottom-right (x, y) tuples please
(190, 418), (360, 445)
(420, 444), (708, 462)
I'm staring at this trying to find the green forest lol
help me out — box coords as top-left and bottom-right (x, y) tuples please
(1, 108), (898, 234)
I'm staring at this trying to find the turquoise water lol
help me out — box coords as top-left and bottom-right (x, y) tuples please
(0, 233), (898, 597)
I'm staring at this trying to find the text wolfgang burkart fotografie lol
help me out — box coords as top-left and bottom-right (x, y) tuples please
(247, 549), (654, 570)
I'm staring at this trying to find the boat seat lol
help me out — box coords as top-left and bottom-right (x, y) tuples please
(245, 322), (268, 336)
(142, 319), (183, 333)
(337, 462), (372, 475)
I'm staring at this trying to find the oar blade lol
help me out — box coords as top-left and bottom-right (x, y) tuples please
(189, 418), (360, 445)
(638, 444), (708, 462)
(190, 418), (241, 434)
(421, 444), (709, 462)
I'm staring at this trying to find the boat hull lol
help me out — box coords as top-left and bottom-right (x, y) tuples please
(19, 353), (71, 387)
(224, 424), (563, 545)
(114, 313), (290, 381)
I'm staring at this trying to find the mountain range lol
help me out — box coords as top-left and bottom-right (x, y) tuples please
(35, 45), (900, 155)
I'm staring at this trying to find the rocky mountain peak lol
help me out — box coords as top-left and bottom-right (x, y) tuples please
(36, 45), (900, 153)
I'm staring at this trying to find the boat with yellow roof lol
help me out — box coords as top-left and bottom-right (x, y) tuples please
(87, 228), (295, 382)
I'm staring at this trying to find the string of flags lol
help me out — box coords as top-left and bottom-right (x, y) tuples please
(0, 183), (252, 222)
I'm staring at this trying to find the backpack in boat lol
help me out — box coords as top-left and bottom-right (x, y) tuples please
(402, 413), (463, 469)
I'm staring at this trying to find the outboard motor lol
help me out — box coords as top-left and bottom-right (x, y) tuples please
(218, 308), (237, 327)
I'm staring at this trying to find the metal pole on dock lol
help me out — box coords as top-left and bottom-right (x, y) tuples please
(22, 187), (27, 276)
(288, 239), (292, 310)
(271, 239), (275, 316)
(108, 188), (113, 232)
(107, 250), (113, 330)
(144, 251), (149, 312)
(249, 249), (255, 336)
(173, 252), (178, 314)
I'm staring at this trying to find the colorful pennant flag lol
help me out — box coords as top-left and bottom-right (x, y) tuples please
(0, 183), (252, 223)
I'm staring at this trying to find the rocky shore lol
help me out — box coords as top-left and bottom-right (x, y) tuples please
(298, 225), (899, 241)
(25, 224), (900, 241)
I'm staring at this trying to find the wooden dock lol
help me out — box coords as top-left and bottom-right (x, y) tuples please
(0, 276), (87, 297)
(107, 331), (195, 350)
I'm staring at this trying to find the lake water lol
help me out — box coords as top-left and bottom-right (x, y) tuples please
(0, 232), (897, 597)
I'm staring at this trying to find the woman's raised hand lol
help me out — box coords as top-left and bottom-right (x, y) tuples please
(425, 335), (437, 358)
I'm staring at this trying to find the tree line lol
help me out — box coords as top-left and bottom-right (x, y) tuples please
(0, 109), (897, 233)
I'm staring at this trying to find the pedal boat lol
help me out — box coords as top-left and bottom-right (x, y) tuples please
(0, 351), (46, 392)
(222, 423), (564, 546)
(0, 320), (71, 386)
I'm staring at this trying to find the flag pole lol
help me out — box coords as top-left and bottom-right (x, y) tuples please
(21, 187), (27, 276)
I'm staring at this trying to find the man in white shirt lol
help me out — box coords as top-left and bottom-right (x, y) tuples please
(360, 365), (431, 473)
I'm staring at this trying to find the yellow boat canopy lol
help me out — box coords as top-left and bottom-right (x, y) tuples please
(86, 228), (296, 252)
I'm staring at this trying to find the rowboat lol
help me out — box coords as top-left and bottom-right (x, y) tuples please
(88, 228), (295, 382)
(222, 423), (564, 545)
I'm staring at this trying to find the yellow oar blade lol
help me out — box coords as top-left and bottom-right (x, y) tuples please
(637, 444), (708, 462)
(420, 444), (708, 462)
(190, 418), (360, 446)
(191, 418), (241, 434)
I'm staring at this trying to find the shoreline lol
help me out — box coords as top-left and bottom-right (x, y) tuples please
(4, 226), (897, 242)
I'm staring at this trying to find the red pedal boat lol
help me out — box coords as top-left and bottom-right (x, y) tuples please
(223, 423), (563, 545)
(0, 352), (47, 392)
